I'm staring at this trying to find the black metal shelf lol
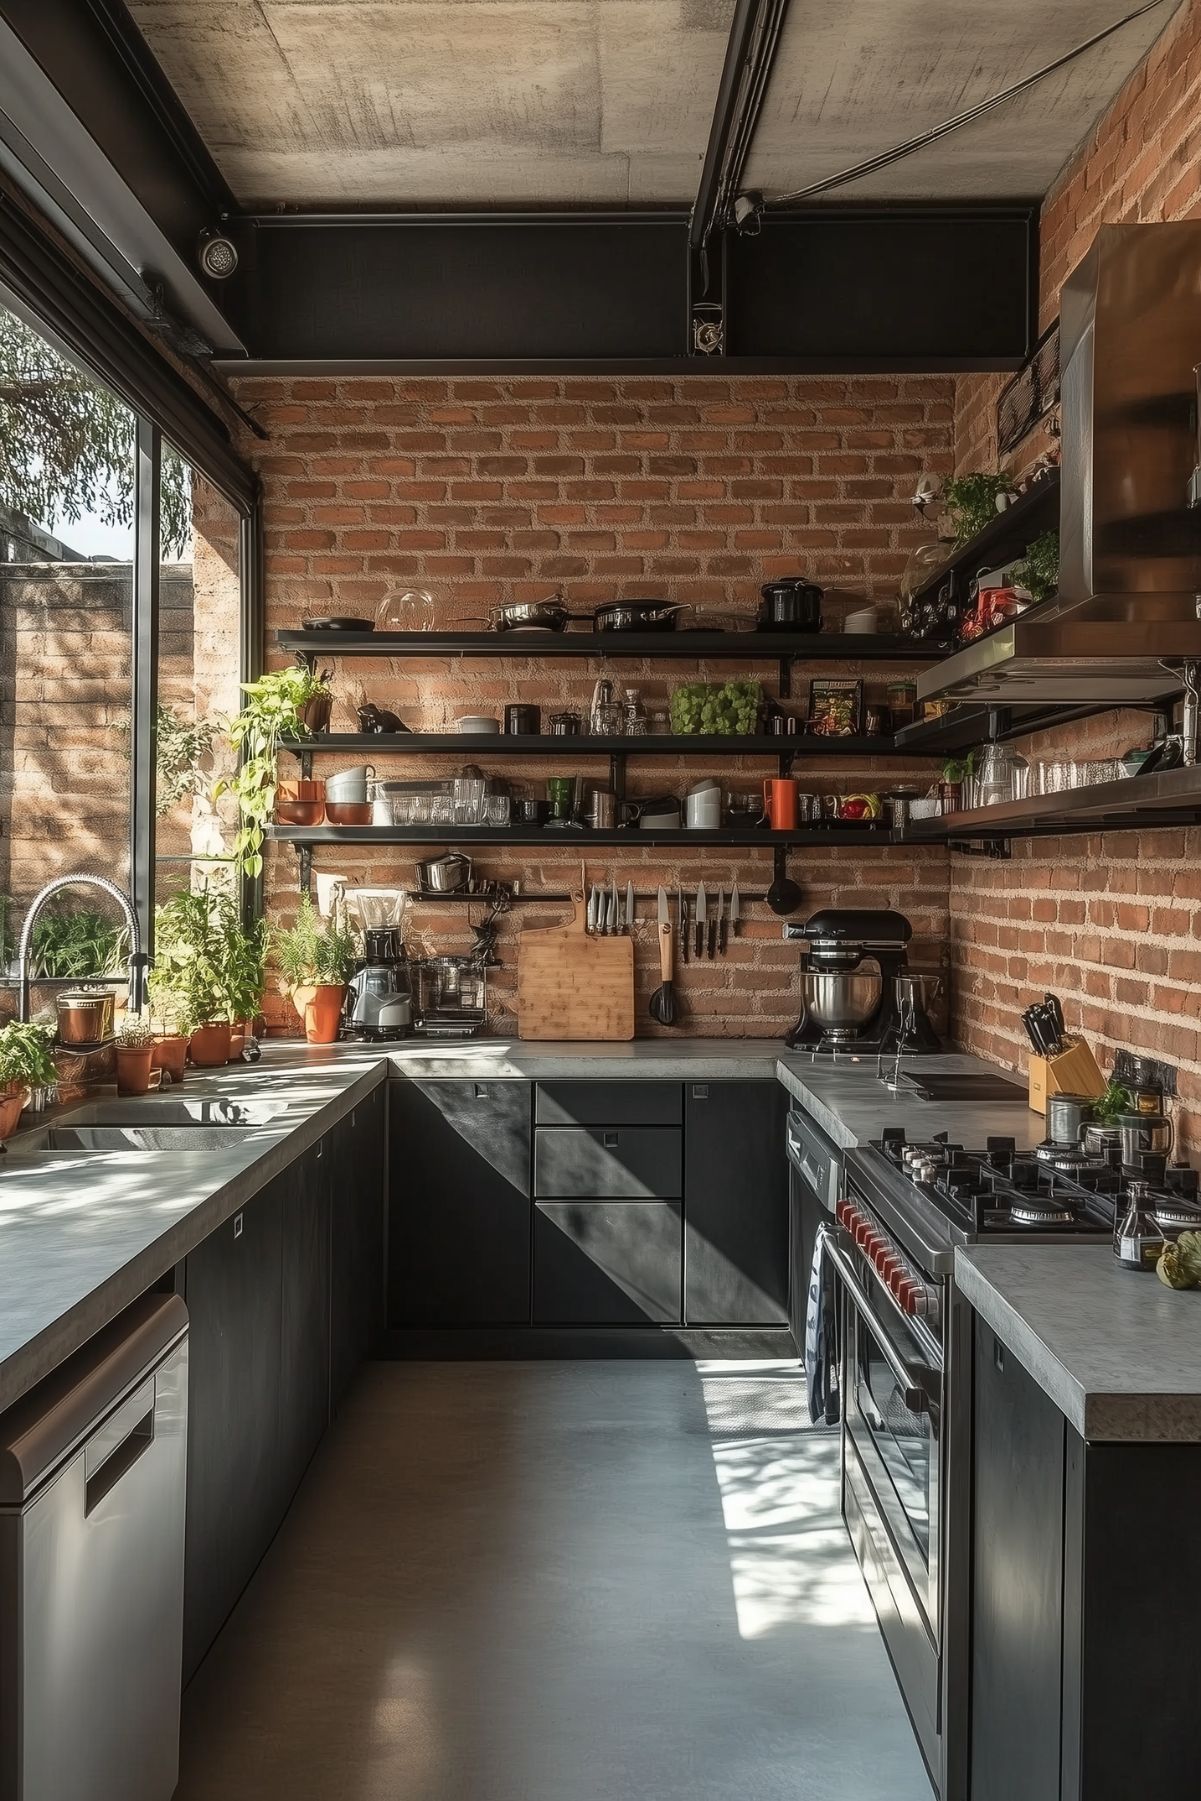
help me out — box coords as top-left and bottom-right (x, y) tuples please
(905, 762), (1201, 842)
(285, 731), (927, 758)
(267, 823), (898, 848)
(278, 629), (947, 661)
(909, 469), (1060, 608)
(892, 700), (1112, 757)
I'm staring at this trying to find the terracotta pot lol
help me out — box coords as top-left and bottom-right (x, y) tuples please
(291, 983), (345, 1045)
(189, 1022), (233, 1067)
(152, 1034), (188, 1085)
(116, 1045), (156, 1096)
(274, 778), (325, 827)
(0, 1084), (28, 1141)
(227, 1017), (257, 1061)
(298, 693), (332, 735)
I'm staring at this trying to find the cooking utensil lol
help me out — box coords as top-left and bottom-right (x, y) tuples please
(695, 884), (706, 960)
(518, 889), (635, 1039)
(649, 887), (680, 1027)
(592, 599), (688, 633)
(765, 866), (803, 916)
(1120, 1111), (1175, 1164)
(708, 889), (720, 960)
(756, 579), (824, 632)
(729, 882), (740, 939)
(626, 882), (634, 935)
(679, 881), (689, 964)
(718, 887), (729, 955)
(302, 615), (374, 632)
(1047, 1092), (1090, 1146)
(587, 886), (599, 934)
(490, 598), (571, 633)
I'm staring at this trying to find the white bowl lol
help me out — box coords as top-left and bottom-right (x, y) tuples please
(456, 716), (500, 734)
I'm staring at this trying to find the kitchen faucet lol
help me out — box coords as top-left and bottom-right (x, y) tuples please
(17, 874), (146, 1022)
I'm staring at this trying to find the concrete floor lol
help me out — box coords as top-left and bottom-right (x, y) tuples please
(177, 1362), (931, 1801)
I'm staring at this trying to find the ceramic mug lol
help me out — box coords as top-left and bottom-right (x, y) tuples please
(762, 776), (800, 830)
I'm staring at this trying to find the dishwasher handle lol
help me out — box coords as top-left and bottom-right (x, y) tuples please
(84, 1384), (156, 1516)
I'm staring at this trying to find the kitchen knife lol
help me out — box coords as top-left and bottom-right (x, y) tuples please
(1045, 992), (1066, 1048)
(657, 885), (669, 929)
(1020, 1008), (1042, 1052)
(729, 880), (740, 940)
(718, 886), (729, 954)
(587, 885), (599, 934)
(679, 881), (689, 964)
(710, 887), (722, 959)
(612, 877), (619, 936)
(695, 883), (707, 960)
(627, 882), (635, 934)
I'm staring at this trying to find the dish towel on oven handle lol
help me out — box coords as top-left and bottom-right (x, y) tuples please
(805, 1220), (841, 1427)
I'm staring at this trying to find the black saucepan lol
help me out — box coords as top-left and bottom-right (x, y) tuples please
(593, 600), (688, 633)
(757, 579), (824, 632)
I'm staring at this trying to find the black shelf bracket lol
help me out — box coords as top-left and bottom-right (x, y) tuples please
(949, 836), (1011, 859)
(298, 844), (314, 894)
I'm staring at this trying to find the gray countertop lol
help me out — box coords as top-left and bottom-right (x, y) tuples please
(385, 1037), (786, 1080)
(776, 1050), (1046, 1151)
(957, 1246), (1201, 1443)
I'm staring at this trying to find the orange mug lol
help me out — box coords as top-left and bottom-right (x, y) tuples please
(762, 776), (800, 829)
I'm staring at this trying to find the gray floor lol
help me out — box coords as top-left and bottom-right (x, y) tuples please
(177, 1362), (932, 1801)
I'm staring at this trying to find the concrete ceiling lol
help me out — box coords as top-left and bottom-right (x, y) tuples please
(126, 0), (738, 207)
(743, 0), (1181, 203)
(127, 0), (1180, 210)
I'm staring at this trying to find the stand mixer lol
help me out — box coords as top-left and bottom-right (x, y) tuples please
(342, 889), (414, 1040)
(783, 908), (941, 1054)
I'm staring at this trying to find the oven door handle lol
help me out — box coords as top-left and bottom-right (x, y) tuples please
(824, 1235), (935, 1417)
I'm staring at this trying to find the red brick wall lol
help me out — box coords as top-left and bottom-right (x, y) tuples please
(949, 0), (1201, 1144)
(233, 373), (956, 1037)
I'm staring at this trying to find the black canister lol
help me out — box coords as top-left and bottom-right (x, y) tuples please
(504, 704), (541, 735)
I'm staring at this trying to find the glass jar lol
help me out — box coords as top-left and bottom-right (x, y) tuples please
(589, 679), (622, 736)
(974, 742), (1030, 807)
(622, 687), (647, 736)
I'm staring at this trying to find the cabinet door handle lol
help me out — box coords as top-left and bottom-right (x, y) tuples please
(692, 1084), (709, 1099)
(317, 1139), (324, 1159)
(233, 1212), (244, 1239)
(603, 1131), (619, 1148)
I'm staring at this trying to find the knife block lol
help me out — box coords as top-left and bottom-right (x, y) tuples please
(1027, 1036), (1106, 1114)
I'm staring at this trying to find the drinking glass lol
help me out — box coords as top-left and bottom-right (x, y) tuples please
(484, 794), (511, 826)
(453, 777), (486, 824)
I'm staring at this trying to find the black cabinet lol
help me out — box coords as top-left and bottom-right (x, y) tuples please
(971, 1318), (1065, 1801)
(534, 1124), (682, 1199)
(684, 1081), (788, 1326)
(330, 1086), (387, 1409)
(277, 1138), (331, 1513)
(182, 1176), (283, 1683)
(533, 1200), (683, 1324)
(389, 1080), (532, 1325)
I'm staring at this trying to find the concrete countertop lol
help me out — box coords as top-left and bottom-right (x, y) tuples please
(0, 1049), (386, 1416)
(776, 1050), (1046, 1151)
(385, 1037), (786, 1080)
(957, 1245), (1201, 1444)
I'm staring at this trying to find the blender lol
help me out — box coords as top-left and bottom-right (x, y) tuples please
(343, 889), (414, 1040)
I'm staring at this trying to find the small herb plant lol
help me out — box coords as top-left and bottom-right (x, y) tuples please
(943, 472), (1013, 544)
(1089, 1079), (1133, 1125)
(217, 663), (333, 877)
(115, 1017), (155, 1049)
(219, 900), (268, 1025)
(30, 907), (129, 979)
(273, 893), (358, 989)
(153, 884), (268, 1031)
(942, 752), (976, 784)
(0, 1019), (58, 1092)
(1014, 529), (1060, 605)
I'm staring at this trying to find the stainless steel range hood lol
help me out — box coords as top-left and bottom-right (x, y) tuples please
(919, 224), (1201, 705)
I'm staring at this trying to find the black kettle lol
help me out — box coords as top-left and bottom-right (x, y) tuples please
(758, 578), (824, 632)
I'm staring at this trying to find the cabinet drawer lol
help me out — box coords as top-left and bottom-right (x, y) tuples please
(534, 1125), (682, 1198)
(533, 1201), (682, 1324)
(535, 1082), (682, 1127)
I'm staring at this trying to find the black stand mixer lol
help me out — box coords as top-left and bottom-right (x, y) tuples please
(784, 908), (941, 1053)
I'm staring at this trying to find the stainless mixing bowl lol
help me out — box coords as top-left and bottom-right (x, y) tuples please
(801, 971), (882, 1038)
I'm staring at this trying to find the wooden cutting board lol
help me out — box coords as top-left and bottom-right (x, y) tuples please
(517, 890), (635, 1041)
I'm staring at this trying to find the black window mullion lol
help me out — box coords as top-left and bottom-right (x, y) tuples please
(130, 413), (161, 1007)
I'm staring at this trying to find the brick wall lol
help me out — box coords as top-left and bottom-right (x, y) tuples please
(234, 373), (956, 1037)
(949, 0), (1201, 1146)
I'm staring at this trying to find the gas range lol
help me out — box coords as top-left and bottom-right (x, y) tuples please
(846, 1128), (1201, 1277)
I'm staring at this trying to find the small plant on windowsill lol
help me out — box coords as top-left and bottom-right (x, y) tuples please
(273, 893), (358, 1046)
(217, 663), (333, 877)
(114, 1016), (156, 1097)
(0, 1019), (58, 1138)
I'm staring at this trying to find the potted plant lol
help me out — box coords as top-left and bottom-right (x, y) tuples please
(114, 1017), (156, 1096)
(943, 472), (1014, 545)
(217, 662), (333, 877)
(153, 885), (231, 1067)
(274, 892), (357, 1044)
(940, 753), (975, 814)
(216, 896), (267, 1061)
(0, 1019), (58, 1138)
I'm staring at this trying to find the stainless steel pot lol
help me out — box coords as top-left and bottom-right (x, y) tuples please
(55, 987), (116, 1046)
(801, 970), (882, 1038)
(489, 599), (571, 633)
(1082, 1122), (1123, 1160)
(1119, 1111), (1174, 1165)
(1047, 1092), (1090, 1146)
(416, 852), (473, 893)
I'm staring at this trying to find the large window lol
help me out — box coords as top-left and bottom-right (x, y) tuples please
(0, 292), (256, 996)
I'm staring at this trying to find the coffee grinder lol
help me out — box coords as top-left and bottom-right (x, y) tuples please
(343, 889), (414, 1040)
(783, 907), (940, 1053)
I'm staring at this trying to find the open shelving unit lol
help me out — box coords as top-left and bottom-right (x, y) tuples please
(906, 469), (1061, 612)
(905, 763), (1201, 847)
(279, 628), (948, 662)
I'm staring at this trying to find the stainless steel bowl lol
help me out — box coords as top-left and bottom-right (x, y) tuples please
(802, 971), (881, 1037)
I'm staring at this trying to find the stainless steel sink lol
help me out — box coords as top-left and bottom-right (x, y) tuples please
(62, 1099), (289, 1127)
(8, 1123), (272, 1153)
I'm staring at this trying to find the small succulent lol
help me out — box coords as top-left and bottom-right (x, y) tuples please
(115, 1017), (156, 1049)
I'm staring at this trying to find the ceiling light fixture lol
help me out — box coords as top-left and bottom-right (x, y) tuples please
(197, 230), (239, 280)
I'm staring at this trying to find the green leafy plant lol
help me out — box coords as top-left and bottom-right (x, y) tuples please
(0, 1019), (58, 1092)
(115, 1017), (155, 1049)
(1089, 1079), (1132, 1126)
(1014, 529), (1060, 605)
(943, 472), (1013, 544)
(113, 704), (216, 815)
(0, 304), (192, 556)
(153, 884), (267, 1030)
(669, 679), (763, 736)
(942, 752), (976, 784)
(273, 893), (357, 990)
(30, 907), (129, 979)
(217, 664), (333, 877)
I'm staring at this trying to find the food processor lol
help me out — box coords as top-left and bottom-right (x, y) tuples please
(342, 889), (414, 1040)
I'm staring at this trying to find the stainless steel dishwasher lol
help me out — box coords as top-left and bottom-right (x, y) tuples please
(0, 1293), (189, 1801)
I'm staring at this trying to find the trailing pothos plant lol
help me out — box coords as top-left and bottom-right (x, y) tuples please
(217, 663), (332, 877)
